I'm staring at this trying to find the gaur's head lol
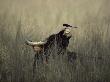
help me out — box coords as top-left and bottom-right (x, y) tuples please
(63, 24), (78, 37)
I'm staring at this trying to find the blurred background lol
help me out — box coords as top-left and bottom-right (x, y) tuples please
(0, 0), (110, 82)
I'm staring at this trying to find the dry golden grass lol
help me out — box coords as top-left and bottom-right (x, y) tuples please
(0, 0), (110, 82)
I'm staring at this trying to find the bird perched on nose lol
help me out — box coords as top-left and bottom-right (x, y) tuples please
(63, 24), (78, 28)
(63, 24), (72, 27)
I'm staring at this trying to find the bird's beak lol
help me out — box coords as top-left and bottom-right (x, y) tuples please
(73, 26), (78, 28)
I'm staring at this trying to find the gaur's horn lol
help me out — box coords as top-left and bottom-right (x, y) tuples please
(25, 40), (46, 46)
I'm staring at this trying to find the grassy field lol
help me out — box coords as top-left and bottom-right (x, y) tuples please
(0, 0), (110, 82)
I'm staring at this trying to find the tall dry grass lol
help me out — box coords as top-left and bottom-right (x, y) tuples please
(0, 12), (110, 82)
(0, 0), (110, 82)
